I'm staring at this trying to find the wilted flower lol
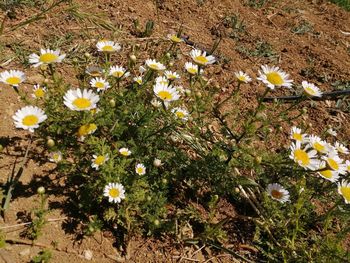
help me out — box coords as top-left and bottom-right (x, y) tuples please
(267, 183), (290, 203)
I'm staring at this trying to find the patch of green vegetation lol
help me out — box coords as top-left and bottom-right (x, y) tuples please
(223, 14), (246, 40)
(291, 20), (314, 35)
(330, 0), (350, 11)
(244, 0), (267, 8)
(31, 249), (52, 263)
(236, 41), (278, 61)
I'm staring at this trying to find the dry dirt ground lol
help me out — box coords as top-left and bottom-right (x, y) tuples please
(0, 0), (349, 262)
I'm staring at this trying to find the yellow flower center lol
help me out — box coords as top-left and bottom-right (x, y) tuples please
(22, 115), (39, 126)
(292, 133), (302, 141)
(6, 76), (21, 85)
(339, 186), (350, 202)
(313, 142), (325, 152)
(238, 76), (246, 82)
(39, 53), (58, 63)
(136, 167), (144, 174)
(266, 72), (283, 85)
(347, 165), (350, 172)
(149, 64), (159, 70)
(327, 158), (339, 170)
(112, 71), (124, 78)
(53, 153), (61, 161)
(136, 79), (142, 84)
(102, 45), (114, 52)
(195, 55), (208, 65)
(170, 35), (182, 43)
(109, 188), (120, 198)
(73, 98), (92, 109)
(34, 88), (45, 98)
(158, 91), (172, 100)
(187, 68), (197, 75)
(319, 170), (333, 179)
(294, 149), (310, 165)
(78, 123), (97, 137)
(305, 86), (316, 96)
(176, 111), (185, 119)
(95, 82), (105, 89)
(94, 156), (105, 165)
(271, 190), (283, 199)
(120, 150), (130, 156)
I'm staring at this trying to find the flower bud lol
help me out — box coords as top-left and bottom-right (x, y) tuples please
(153, 158), (162, 167)
(129, 54), (137, 62)
(40, 64), (48, 71)
(162, 178), (168, 184)
(109, 99), (116, 107)
(72, 58), (79, 64)
(84, 52), (91, 59)
(168, 62), (174, 67)
(154, 219), (160, 226)
(37, 186), (45, 195)
(44, 78), (50, 84)
(47, 138), (55, 148)
(255, 156), (262, 164)
(0, 144), (3, 152)
(146, 196), (152, 201)
(165, 53), (171, 59)
(195, 91), (202, 98)
(185, 89), (191, 96)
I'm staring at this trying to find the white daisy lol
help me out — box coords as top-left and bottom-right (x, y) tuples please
(145, 59), (166, 71)
(308, 135), (329, 154)
(133, 76), (142, 85)
(135, 163), (146, 175)
(49, 151), (62, 163)
(289, 141), (319, 170)
(190, 49), (216, 66)
(327, 128), (337, 137)
(153, 83), (180, 103)
(119, 147), (131, 156)
(155, 76), (169, 86)
(338, 181), (350, 204)
(167, 34), (183, 43)
(77, 123), (97, 141)
(164, 71), (180, 80)
(267, 183), (290, 203)
(184, 62), (202, 75)
(302, 81), (322, 97)
(151, 98), (162, 108)
(322, 153), (347, 175)
(234, 71), (252, 83)
(32, 84), (47, 99)
(334, 141), (349, 155)
(0, 70), (26, 86)
(91, 154), (109, 170)
(63, 88), (99, 111)
(29, 49), (66, 67)
(96, 40), (121, 53)
(90, 77), (110, 92)
(109, 66), (129, 79)
(12, 106), (47, 132)
(257, 65), (293, 89)
(317, 161), (340, 182)
(103, 182), (125, 203)
(290, 126), (307, 143)
(139, 65), (147, 74)
(171, 107), (189, 121)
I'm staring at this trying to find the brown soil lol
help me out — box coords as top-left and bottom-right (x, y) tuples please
(0, 0), (349, 262)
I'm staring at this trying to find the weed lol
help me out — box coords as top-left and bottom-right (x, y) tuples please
(330, 0), (350, 11)
(291, 20), (314, 35)
(222, 14), (246, 40)
(236, 41), (278, 61)
(244, 0), (267, 8)
(31, 249), (52, 263)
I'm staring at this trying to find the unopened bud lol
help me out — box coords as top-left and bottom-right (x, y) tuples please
(37, 186), (45, 195)
(185, 89), (191, 96)
(72, 58), (79, 64)
(47, 138), (55, 148)
(168, 62), (174, 67)
(162, 178), (168, 184)
(195, 91), (202, 98)
(165, 53), (171, 59)
(302, 108), (307, 114)
(109, 99), (116, 107)
(130, 54), (137, 62)
(44, 78), (50, 84)
(146, 196), (152, 201)
(0, 144), (3, 152)
(255, 156), (262, 164)
(84, 52), (91, 59)
(154, 219), (160, 226)
(153, 158), (162, 167)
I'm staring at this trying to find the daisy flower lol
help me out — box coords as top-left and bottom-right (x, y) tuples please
(267, 183), (290, 203)
(234, 71), (252, 83)
(164, 71), (180, 80)
(301, 81), (322, 97)
(90, 77), (110, 92)
(190, 49), (216, 66)
(317, 161), (340, 182)
(184, 62), (201, 75)
(257, 65), (293, 89)
(139, 65), (147, 74)
(327, 128), (337, 137)
(155, 76), (169, 86)
(109, 66), (129, 79)
(151, 98), (162, 108)
(289, 141), (319, 170)
(96, 40), (121, 53)
(119, 147), (131, 156)
(168, 34), (183, 43)
(334, 141), (349, 155)
(77, 123), (97, 141)
(0, 70), (25, 86)
(13, 106), (47, 132)
(145, 59), (166, 71)
(290, 126), (307, 143)
(153, 83), (180, 103)
(91, 154), (109, 170)
(338, 181), (350, 204)
(133, 76), (142, 85)
(49, 151), (63, 163)
(345, 160), (350, 173)
(64, 88), (99, 111)
(322, 153), (347, 175)
(103, 182), (125, 203)
(32, 84), (47, 99)
(29, 49), (66, 67)
(308, 135), (329, 154)
(172, 107), (189, 121)
(135, 163), (146, 175)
